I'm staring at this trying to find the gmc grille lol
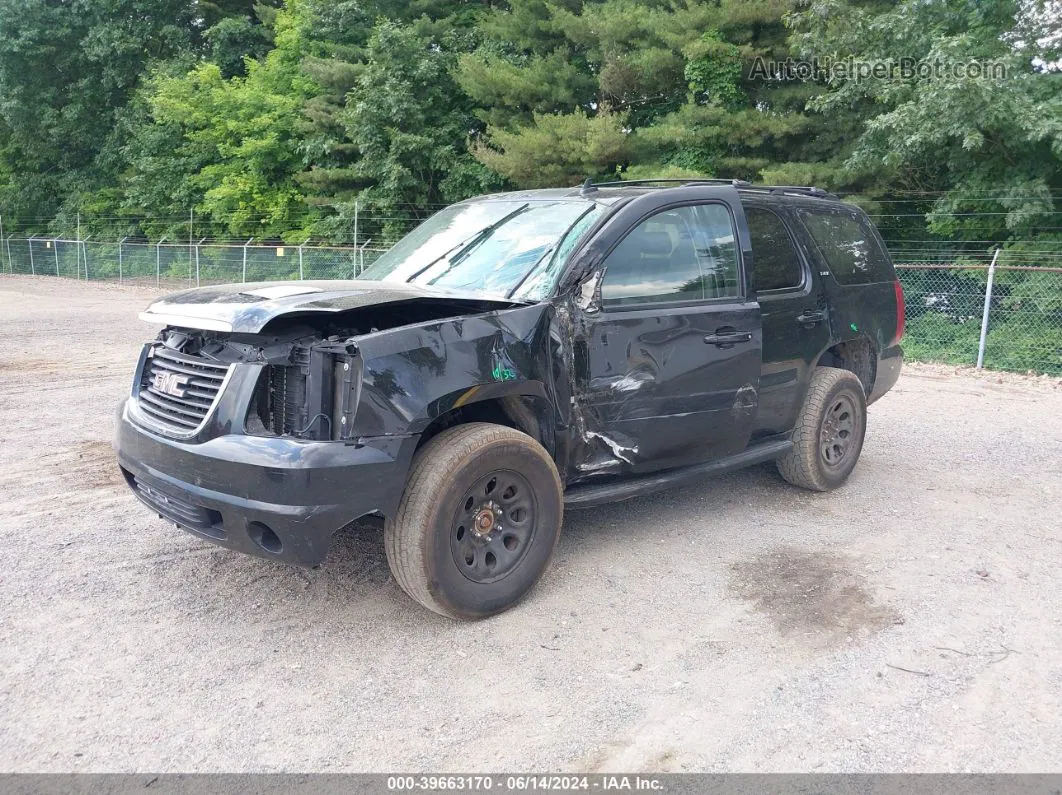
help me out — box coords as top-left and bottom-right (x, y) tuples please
(137, 345), (231, 436)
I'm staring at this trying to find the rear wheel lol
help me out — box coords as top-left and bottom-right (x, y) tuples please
(776, 366), (867, 492)
(384, 423), (563, 620)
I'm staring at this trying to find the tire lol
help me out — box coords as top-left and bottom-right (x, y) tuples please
(776, 366), (867, 492)
(384, 422), (563, 620)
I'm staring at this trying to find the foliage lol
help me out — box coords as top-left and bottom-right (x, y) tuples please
(0, 0), (1057, 266)
(457, 0), (835, 186)
(789, 0), (1062, 240)
(684, 30), (745, 111)
(473, 108), (634, 187)
(331, 20), (501, 241)
(205, 13), (274, 79)
(0, 0), (197, 226)
(116, 3), (317, 242)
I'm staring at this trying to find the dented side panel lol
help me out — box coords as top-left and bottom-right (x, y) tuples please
(569, 300), (762, 476)
(551, 184), (764, 479)
(347, 304), (565, 441)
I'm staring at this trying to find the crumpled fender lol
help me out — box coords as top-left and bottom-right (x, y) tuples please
(348, 303), (563, 439)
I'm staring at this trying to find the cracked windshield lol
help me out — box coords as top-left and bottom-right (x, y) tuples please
(359, 200), (601, 298)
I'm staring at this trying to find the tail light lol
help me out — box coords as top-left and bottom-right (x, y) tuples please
(892, 278), (905, 345)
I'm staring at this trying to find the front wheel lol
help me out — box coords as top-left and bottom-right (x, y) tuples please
(384, 423), (563, 620)
(776, 366), (868, 492)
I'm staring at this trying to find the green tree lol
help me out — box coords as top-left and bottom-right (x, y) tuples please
(473, 107), (634, 186)
(332, 20), (501, 241)
(460, 0), (843, 187)
(0, 0), (290, 235)
(0, 0), (198, 231)
(789, 0), (1062, 244)
(205, 8), (276, 79)
(287, 0), (494, 236)
(118, 2), (318, 241)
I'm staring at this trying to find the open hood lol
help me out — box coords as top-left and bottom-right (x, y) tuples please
(138, 280), (524, 333)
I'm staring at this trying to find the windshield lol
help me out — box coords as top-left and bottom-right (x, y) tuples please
(359, 199), (603, 300)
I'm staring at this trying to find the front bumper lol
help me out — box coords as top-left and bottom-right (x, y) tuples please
(116, 399), (418, 567)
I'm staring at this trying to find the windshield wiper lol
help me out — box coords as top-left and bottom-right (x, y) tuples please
(505, 243), (558, 299)
(404, 203), (531, 284)
(504, 203), (598, 299)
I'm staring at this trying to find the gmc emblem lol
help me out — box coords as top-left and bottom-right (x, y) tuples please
(152, 371), (191, 398)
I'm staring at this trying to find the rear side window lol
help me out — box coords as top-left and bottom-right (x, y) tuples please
(798, 207), (894, 285)
(600, 203), (740, 306)
(746, 207), (804, 292)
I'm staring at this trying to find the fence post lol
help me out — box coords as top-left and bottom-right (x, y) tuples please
(76, 213), (81, 280)
(188, 209), (194, 287)
(4, 235), (11, 274)
(242, 238), (254, 282)
(156, 237), (167, 289)
(196, 238), (206, 287)
(118, 237), (128, 285)
(28, 236), (35, 275)
(0, 214), (4, 272)
(358, 238), (373, 276)
(81, 238), (90, 280)
(299, 237), (311, 280)
(976, 247), (1001, 370)
(53, 238), (60, 276)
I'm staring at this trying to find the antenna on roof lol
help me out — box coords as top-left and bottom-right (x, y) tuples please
(580, 177), (597, 196)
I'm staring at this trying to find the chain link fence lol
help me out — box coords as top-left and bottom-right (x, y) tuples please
(895, 263), (1062, 375)
(1, 235), (1060, 375)
(0, 238), (387, 287)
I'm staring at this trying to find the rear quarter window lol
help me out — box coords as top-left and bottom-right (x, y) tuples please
(798, 207), (895, 285)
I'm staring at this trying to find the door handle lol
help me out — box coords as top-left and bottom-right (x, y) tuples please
(796, 310), (825, 325)
(704, 331), (753, 346)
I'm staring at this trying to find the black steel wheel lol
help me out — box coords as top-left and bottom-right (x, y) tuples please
(385, 423), (563, 620)
(451, 469), (538, 584)
(777, 366), (867, 492)
(820, 393), (858, 469)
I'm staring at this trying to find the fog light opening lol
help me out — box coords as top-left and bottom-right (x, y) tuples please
(248, 522), (283, 554)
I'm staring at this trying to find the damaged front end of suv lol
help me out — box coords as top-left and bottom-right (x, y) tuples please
(116, 195), (604, 574)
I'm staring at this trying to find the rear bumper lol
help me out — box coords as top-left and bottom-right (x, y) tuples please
(869, 344), (903, 405)
(115, 399), (417, 567)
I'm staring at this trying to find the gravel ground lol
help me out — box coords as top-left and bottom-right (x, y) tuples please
(1, 274), (1061, 774)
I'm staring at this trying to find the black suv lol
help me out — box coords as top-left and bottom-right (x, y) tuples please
(116, 180), (904, 619)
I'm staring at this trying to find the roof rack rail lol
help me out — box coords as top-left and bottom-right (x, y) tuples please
(589, 178), (752, 188)
(583, 178), (838, 200)
(757, 185), (838, 199)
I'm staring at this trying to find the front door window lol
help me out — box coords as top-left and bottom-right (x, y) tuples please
(600, 204), (740, 306)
